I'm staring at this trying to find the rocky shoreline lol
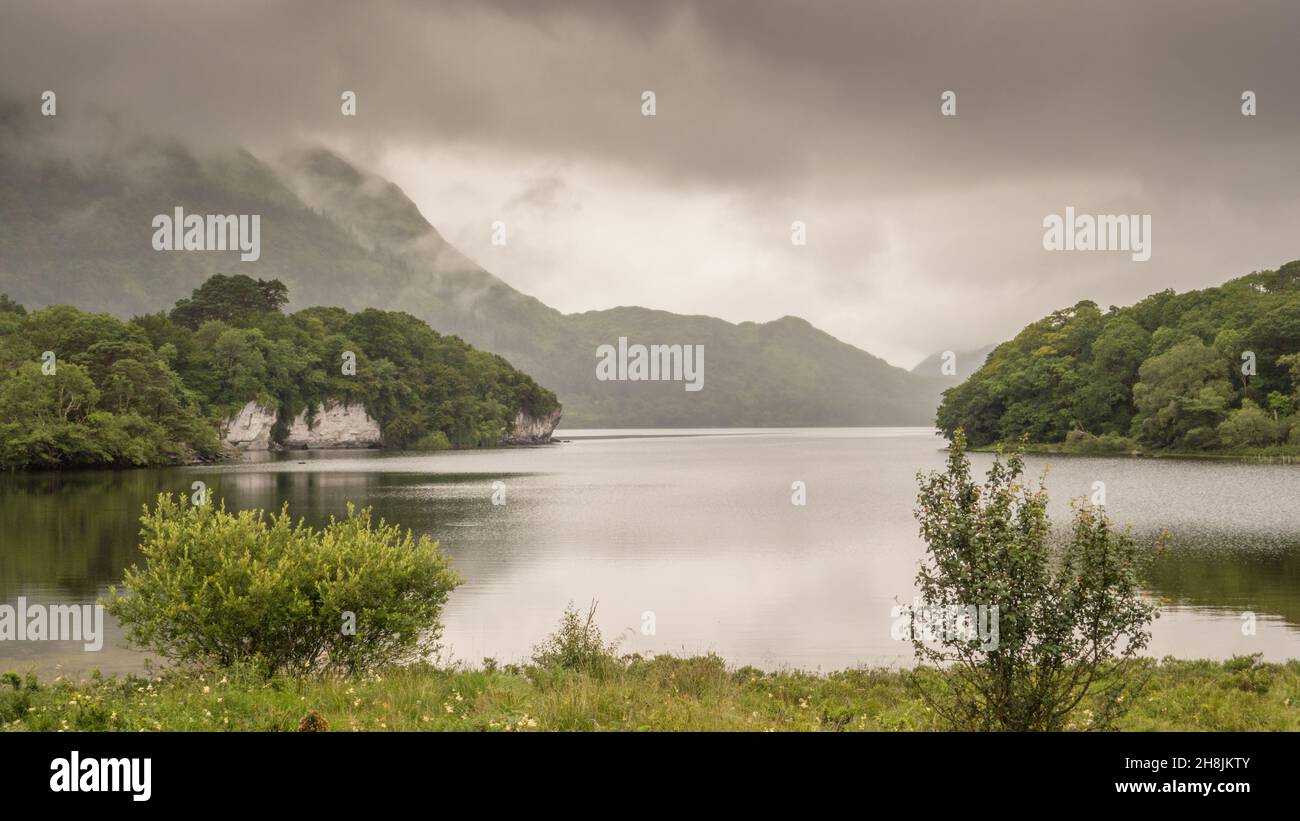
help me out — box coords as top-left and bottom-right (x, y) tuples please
(219, 401), (562, 452)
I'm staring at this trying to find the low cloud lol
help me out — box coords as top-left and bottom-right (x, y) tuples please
(2, 0), (1298, 364)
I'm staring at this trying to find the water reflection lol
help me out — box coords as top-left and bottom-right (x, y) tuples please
(2, 429), (1298, 675)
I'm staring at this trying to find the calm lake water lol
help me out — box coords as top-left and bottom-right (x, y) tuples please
(3, 427), (1299, 676)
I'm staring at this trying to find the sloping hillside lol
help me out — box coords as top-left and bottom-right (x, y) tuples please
(0, 109), (944, 427)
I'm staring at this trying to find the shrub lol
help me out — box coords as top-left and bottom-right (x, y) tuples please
(1181, 426), (1219, 450)
(626, 653), (729, 698)
(412, 430), (452, 450)
(0, 672), (39, 724)
(1064, 430), (1136, 454)
(1218, 400), (1283, 448)
(911, 431), (1157, 730)
(104, 495), (460, 676)
(531, 600), (622, 676)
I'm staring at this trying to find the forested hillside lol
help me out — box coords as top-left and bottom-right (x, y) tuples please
(936, 260), (1300, 453)
(0, 112), (945, 428)
(0, 275), (558, 468)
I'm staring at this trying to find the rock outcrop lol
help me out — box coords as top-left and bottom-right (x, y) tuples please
(220, 401), (278, 450)
(500, 406), (563, 445)
(282, 402), (382, 449)
(220, 400), (381, 451)
(221, 401), (558, 450)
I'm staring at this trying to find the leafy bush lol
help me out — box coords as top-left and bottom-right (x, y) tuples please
(1218, 400), (1283, 448)
(911, 431), (1157, 730)
(1064, 429), (1136, 454)
(0, 672), (39, 724)
(412, 431), (452, 450)
(105, 495), (460, 676)
(531, 600), (622, 676)
(1221, 654), (1272, 694)
(1181, 426), (1219, 450)
(626, 653), (728, 698)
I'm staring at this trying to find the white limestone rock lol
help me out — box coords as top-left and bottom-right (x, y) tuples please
(282, 401), (382, 449)
(220, 401), (277, 450)
(500, 406), (562, 445)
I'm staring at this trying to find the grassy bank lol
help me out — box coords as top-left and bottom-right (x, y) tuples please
(4, 654), (1298, 732)
(970, 441), (1300, 463)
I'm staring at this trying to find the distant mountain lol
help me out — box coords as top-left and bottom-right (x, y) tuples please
(0, 107), (945, 427)
(910, 344), (997, 383)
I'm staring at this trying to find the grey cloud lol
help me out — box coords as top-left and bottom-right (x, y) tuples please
(1, 0), (1297, 363)
(5, 0), (1296, 190)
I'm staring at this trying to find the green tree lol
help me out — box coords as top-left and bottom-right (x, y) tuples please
(1212, 328), (1251, 394)
(170, 274), (289, 328)
(0, 275), (559, 466)
(1266, 390), (1293, 420)
(1074, 315), (1149, 433)
(1218, 400), (1282, 448)
(911, 432), (1156, 731)
(936, 261), (1300, 453)
(0, 293), (25, 316)
(1131, 338), (1234, 449)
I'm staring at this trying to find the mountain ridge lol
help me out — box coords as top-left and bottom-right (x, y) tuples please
(0, 116), (944, 427)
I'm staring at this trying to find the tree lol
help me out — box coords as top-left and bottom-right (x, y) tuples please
(1131, 338), (1234, 448)
(170, 274), (289, 328)
(1212, 328), (1251, 394)
(1075, 315), (1149, 433)
(1218, 400), (1282, 448)
(0, 362), (103, 466)
(0, 361), (99, 424)
(936, 260), (1300, 453)
(1266, 390), (1293, 420)
(1244, 300), (1300, 398)
(0, 293), (25, 316)
(911, 431), (1156, 731)
(0, 275), (560, 466)
(1278, 353), (1300, 401)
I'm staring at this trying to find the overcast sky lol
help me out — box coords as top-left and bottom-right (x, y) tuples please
(3, 0), (1299, 366)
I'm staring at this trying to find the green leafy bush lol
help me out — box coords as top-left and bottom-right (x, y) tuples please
(1064, 429), (1136, 454)
(531, 600), (622, 676)
(412, 430), (452, 451)
(911, 431), (1157, 730)
(105, 495), (460, 676)
(1218, 399), (1284, 447)
(0, 672), (39, 724)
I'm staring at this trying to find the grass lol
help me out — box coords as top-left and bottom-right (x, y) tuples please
(3, 654), (1298, 732)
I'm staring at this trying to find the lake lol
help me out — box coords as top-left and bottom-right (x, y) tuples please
(3, 427), (1299, 676)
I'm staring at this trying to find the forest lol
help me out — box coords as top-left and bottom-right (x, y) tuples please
(936, 260), (1300, 453)
(0, 274), (558, 468)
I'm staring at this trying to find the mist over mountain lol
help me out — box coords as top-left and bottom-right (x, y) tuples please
(0, 108), (944, 427)
(910, 344), (997, 382)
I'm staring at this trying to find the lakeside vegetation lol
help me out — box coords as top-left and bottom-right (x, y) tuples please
(4, 655), (1298, 732)
(937, 260), (1300, 456)
(0, 433), (1225, 733)
(970, 439), (1300, 462)
(0, 274), (558, 469)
